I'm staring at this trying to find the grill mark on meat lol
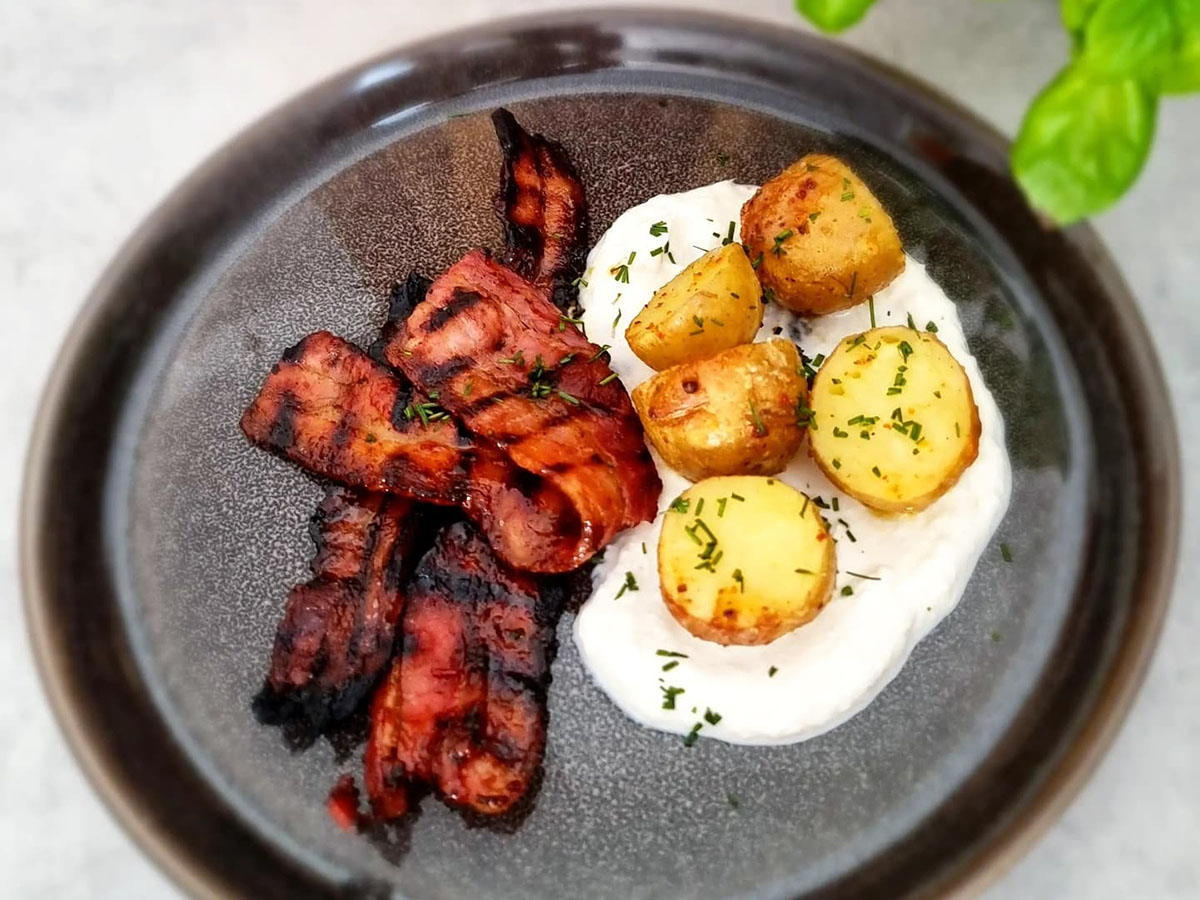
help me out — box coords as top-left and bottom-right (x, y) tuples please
(410, 357), (473, 386)
(379, 251), (661, 555)
(266, 390), (299, 451)
(240, 331), (593, 572)
(492, 108), (588, 310)
(252, 487), (419, 744)
(425, 289), (483, 332)
(365, 523), (554, 819)
(370, 273), (433, 366)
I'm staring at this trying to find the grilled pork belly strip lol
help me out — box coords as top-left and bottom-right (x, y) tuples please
(239, 330), (588, 572)
(365, 522), (553, 818)
(381, 250), (662, 553)
(492, 107), (588, 309)
(252, 487), (417, 739)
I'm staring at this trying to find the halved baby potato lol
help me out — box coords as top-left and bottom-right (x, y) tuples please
(658, 476), (836, 646)
(631, 339), (807, 482)
(625, 242), (763, 370)
(740, 153), (904, 316)
(808, 326), (981, 513)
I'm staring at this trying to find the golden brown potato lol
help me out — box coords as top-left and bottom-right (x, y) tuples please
(625, 243), (764, 370)
(631, 340), (807, 481)
(808, 326), (981, 512)
(740, 153), (904, 316)
(658, 476), (836, 645)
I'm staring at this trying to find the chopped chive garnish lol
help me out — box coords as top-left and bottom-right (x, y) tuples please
(926, 321), (938, 332)
(683, 722), (702, 747)
(598, 372), (618, 386)
(723, 221), (735, 245)
(557, 390), (581, 406)
(588, 344), (612, 362)
(907, 312), (917, 329)
(749, 399), (766, 436)
(650, 221), (668, 237)
(808, 211), (821, 222)
(657, 650), (688, 658)
(1000, 542), (1013, 562)
(732, 569), (745, 592)
(768, 666), (778, 677)
(730, 493), (745, 501)
(661, 685), (685, 709)
(558, 314), (585, 333)
(662, 660), (679, 672)
(614, 571), (638, 599)
(846, 571), (881, 581)
(832, 458), (842, 469)
(717, 497), (728, 517)
(669, 496), (690, 514)
(694, 498), (705, 515)
(841, 585), (854, 596)
(771, 229), (793, 255)
(869, 296), (877, 328)
(704, 708), (722, 725)
(794, 567), (814, 575)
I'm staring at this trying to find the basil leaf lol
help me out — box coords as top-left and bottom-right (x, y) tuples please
(1160, 0), (1200, 93)
(1080, 0), (1182, 82)
(1061, 0), (1103, 45)
(1012, 65), (1157, 224)
(794, 0), (878, 33)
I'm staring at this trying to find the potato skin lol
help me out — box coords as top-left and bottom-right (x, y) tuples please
(808, 326), (981, 513)
(625, 243), (763, 370)
(631, 340), (807, 482)
(741, 153), (904, 316)
(658, 476), (836, 646)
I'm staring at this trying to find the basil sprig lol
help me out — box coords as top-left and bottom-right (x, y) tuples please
(795, 0), (1200, 224)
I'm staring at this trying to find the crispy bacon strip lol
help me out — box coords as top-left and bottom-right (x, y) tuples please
(492, 108), (588, 309)
(380, 250), (661, 554)
(252, 488), (416, 738)
(239, 330), (589, 572)
(365, 522), (553, 818)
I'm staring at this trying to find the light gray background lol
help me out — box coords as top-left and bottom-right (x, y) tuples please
(2, 1), (1195, 898)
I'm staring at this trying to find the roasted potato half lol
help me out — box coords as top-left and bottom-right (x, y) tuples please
(625, 243), (763, 370)
(631, 339), (807, 481)
(741, 153), (904, 316)
(658, 476), (836, 646)
(808, 326), (981, 513)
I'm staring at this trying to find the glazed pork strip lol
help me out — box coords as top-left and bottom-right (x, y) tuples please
(239, 330), (589, 573)
(380, 250), (662, 554)
(492, 108), (588, 309)
(364, 522), (553, 818)
(252, 487), (417, 738)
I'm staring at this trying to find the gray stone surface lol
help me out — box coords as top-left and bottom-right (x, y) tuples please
(1, 1), (1195, 898)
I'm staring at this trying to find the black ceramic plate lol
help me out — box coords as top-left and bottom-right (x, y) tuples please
(22, 10), (1180, 900)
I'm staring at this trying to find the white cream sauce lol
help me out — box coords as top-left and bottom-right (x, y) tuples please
(573, 182), (1012, 745)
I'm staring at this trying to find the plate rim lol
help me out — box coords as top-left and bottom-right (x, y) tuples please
(20, 8), (1181, 899)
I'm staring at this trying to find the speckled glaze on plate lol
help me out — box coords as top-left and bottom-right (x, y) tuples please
(21, 10), (1179, 900)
